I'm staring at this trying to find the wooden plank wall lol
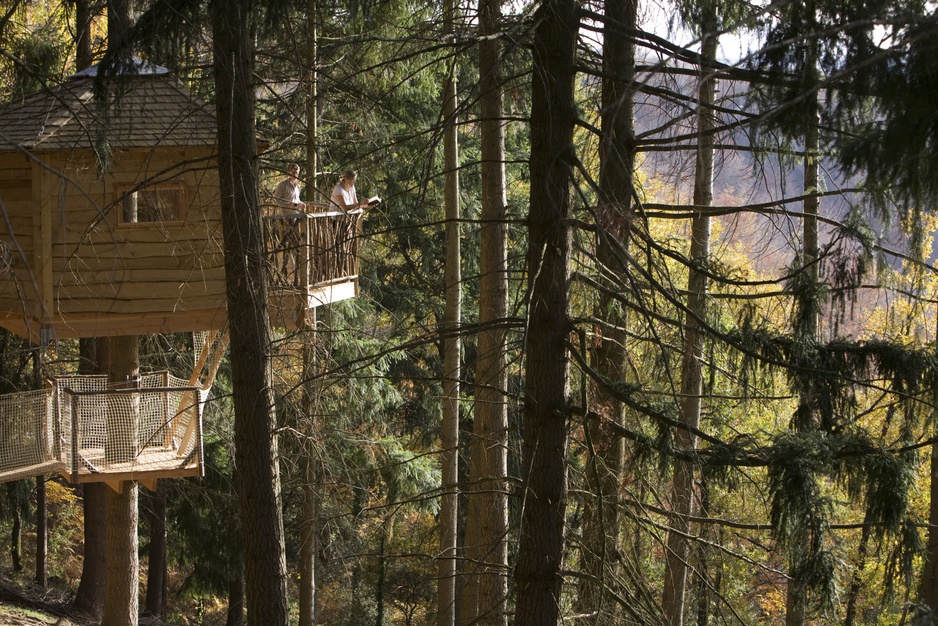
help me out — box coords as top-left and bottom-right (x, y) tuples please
(54, 148), (227, 315)
(0, 147), (229, 339)
(0, 153), (39, 324)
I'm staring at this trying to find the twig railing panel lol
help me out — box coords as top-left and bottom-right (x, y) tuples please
(262, 204), (362, 289)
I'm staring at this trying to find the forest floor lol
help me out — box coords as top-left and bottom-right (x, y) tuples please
(0, 577), (88, 625)
(0, 578), (183, 625)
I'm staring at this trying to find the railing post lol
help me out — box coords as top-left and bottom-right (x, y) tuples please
(196, 392), (205, 478)
(70, 392), (79, 483)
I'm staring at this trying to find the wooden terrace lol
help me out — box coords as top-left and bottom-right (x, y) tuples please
(262, 203), (363, 329)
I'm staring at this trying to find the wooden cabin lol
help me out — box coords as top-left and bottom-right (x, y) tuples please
(0, 61), (360, 343)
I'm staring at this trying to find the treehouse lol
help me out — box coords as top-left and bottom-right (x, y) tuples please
(0, 62), (362, 484)
(0, 61), (360, 343)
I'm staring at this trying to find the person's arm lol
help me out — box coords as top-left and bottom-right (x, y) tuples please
(350, 186), (368, 209)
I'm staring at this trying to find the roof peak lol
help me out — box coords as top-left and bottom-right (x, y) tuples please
(68, 58), (170, 80)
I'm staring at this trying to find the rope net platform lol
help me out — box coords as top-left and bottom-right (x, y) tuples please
(0, 372), (205, 485)
(0, 330), (227, 485)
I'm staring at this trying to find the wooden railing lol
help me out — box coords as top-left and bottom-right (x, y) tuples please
(262, 203), (362, 290)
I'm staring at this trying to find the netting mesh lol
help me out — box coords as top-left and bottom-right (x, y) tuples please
(0, 331), (225, 484)
(0, 390), (57, 481)
(56, 372), (205, 481)
(193, 329), (229, 390)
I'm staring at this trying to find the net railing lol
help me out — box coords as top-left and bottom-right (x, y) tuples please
(262, 203), (362, 289)
(0, 372), (206, 484)
(57, 372), (205, 482)
(0, 389), (57, 481)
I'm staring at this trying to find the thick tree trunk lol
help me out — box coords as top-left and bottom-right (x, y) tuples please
(438, 1), (460, 623)
(73, 337), (108, 619)
(514, 0), (576, 622)
(461, 0), (509, 622)
(145, 484), (167, 617)
(211, 2), (289, 624)
(103, 485), (138, 626)
(101, 335), (139, 626)
(576, 0), (635, 622)
(662, 16), (717, 626)
(100, 6), (139, 615)
(74, 0), (93, 69)
(787, 21), (820, 625)
(106, 0), (133, 54)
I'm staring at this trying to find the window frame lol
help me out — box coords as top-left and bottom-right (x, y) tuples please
(115, 181), (188, 226)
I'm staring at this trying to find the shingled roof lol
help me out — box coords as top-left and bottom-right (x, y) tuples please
(0, 63), (217, 153)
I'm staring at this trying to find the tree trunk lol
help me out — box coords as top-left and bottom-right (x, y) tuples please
(101, 335), (139, 626)
(438, 0), (461, 623)
(576, 0), (635, 621)
(921, 426), (938, 618)
(35, 345), (46, 589)
(662, 14), (717, 626)
(35, 476), (46, 588)
(461, 0), (509, 621)
(843, 513), (872, 626)
(100, 13), (140, 620)
(74, 0), (93, 69)
(787, 17), (820, 625)
(145, 484), (167, 617)
(299, 444), (320, 626)
(106, 0), (133, 55)
(227, 575), (245, 626)
(305, 0), (318, 202)
(694, 479), (714, 626)
(9, 483), (21, 572)
(211, 1), (290, 623)
(299, 310), (320, 626)
(298, 5), (320, 625)
(514, 0), (576, 622)
(73, 337), (109, 619)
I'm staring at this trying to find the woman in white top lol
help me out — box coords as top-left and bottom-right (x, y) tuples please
(330, 170), (368, 212)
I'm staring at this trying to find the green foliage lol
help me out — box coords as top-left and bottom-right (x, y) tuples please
(43, 480), (83, 583)
(768, 431), (833, 546)
(881, 520), (922, 602)
(7, 32), (64, 99)
(166, 438), (242, 598)
(837, 11), (938, 208)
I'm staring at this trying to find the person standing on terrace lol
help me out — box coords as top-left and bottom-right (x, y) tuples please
(274, 163), (306, 211)
(330, 170), (370, 213)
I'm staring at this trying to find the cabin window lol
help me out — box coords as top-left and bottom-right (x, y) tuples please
(118, 183), (187, 224)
